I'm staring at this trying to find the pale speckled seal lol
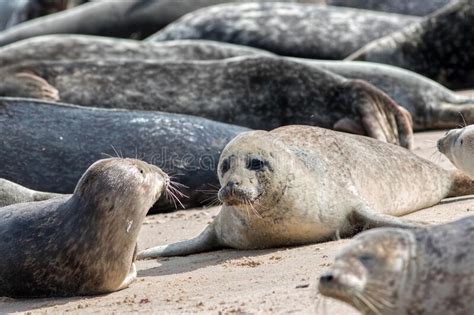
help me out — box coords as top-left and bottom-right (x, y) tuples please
(347, 0), (474, 90)
(138, 125), (474, 259)
(0, 0), (323, 47)
(319, 215), (474, 315)
(327, 0), (452, 16)
(0, 157), (168, 297)
(437, 125), (474, 178)
(0, 178), (63, 208)
(0, 98), (247, 212)
(147, 2), (420, 59)
(0, 56), (414, 148)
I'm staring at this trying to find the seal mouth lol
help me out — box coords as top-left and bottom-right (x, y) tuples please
(219, 188), (262, 207)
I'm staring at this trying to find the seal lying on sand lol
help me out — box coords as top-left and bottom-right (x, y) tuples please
(147, 2), (420, 60)
(0, 178), (63, 208)
(0, 98), (247, 212)
(327, 0), (452, 16)
(138, 125), (474, 259)
(437, 125), (474, 178)
(347, 0), (474, 90)
(0, 56), (414, 148)
(319, 215), (474, 315)
(0, 35), (270, 67)
(0, 0), (323, 47)
(0, 158), (168, 297)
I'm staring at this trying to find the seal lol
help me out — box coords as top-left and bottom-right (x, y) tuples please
(293, 59), (474, 130)
(0, 178), (63, 208)
(327, 0), (452, 16)
(0, 0), (324, 47)
(0, 35), (271, 67)
(0, 56), (414, 148)
(437, 125), (474, 178)
(137, 125), (474, 259)
(147, 2), (420, 60)
(0, 97), (247, 212)
(0, 157), (168, 297)
(347, 0), (474, 90)
(319, 215), (474, 315)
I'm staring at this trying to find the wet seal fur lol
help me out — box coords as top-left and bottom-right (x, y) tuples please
(319, 215), (474, 315)
(438, 125), (474, 178)
(0, 178), (63, 208)
(0, 56), (414, 148)
(147, 2), (420, 60)
(0, 158), (168, 297)
(138, 125), (474, 259)
(327, 0), (452, 16)
(348, 0), (474, 90)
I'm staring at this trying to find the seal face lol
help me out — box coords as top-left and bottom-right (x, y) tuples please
(438, 125), (474, 178)
(0, 158), (168, 297)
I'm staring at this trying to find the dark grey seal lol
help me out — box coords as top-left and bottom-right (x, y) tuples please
(347, 0), (474, 90)
(327, 0), (452, 16)
(0, 56), (414, 148)
(319, 215), (474, 315)
(147, 2), (420, 59)
(0, 158), (167, 297)
(0, 98), (248, 212)
(0, 178), (63, 208)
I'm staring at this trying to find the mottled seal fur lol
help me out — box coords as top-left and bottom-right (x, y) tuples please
(0, 158), (167, 297)
(319, 215), (474, 315)
(0, 56), (414, 148)
(438, 125), (474, 178)
(348, 0), (474, 89)
(0, 0), (323, 47)
(147, 2), (420, 60)
(0, 98), (247, 212)
(327, 0), (452, 16)
(0, 178), (63, 208)
(138, 125), (474, 259)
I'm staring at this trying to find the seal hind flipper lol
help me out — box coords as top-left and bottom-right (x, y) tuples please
(336, 79), (414, 149)
(0, 72), (59, 101)
(138, 223), (222, 259)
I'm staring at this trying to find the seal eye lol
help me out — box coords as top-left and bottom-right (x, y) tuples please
(460, 139), (464, 145)
(221, 159), (230, 174)
(247, 158), (265, 171)
(139, 169), (144, 174)
(358, 253), (376, 268)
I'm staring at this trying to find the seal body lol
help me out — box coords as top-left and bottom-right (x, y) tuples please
(348, 0), (474, 89)
(138, 125), (474, 258)
(327, 0), (452, 16)
(0, 98), (247, 212)
(319, 216), (474, 315)
(0, 158), (167, 297)
(148, 2), (420, 59)
(437, 125), (474, 178)
(0, 178), (63, 207)
(0, 56), (414, 148)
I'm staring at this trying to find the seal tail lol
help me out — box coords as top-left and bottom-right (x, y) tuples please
(447, 170), (474, 197)
(137, 224), (221, 259)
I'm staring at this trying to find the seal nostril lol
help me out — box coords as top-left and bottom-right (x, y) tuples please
(320, 274), (334, 283)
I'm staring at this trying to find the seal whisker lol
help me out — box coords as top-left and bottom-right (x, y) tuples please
(248, 201), (263, 219)
(355, 291), (382, 315)
(165, 186), (186, 209)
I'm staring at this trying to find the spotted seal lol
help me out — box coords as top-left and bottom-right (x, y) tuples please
(327, 0), (452, 16)
(147, 2), (420, 60)
(347, 0), (474, 90)
(437, 125), (474, 178)
(0, 178), (63, 208)
(319, 215), (474, 315)
(0, 56), (414, 148)
(0, 157), (167, 297)
(138, 125), (474, 259)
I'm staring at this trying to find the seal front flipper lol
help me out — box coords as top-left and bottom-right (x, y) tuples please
(0, 72), (59, 101)
(117, 263), (137, 291)
(335, 79), (414, 149)
(138, 223), (222, 259)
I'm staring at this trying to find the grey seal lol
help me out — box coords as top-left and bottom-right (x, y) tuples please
(147, 2), (420, 60)
(0, 178), (63, 208)
(138, 125), (474, 259)
(437, 125), (474, 178)
(347, 0), (474, 90)
(327, 0), (452, 16)
(319, 215), (474, 315)
(0, 157), (168, 297)
(0, 56), (414, 148)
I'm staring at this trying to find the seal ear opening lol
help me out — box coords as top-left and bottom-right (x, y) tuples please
(0, 72), (59, 101)
(334, 79), (414, 149)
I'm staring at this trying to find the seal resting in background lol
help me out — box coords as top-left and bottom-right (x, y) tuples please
(138, 125), (474, 259)
(0, 98), (247, 212)
(347, 0), (474, 90)
(319, 215), (474, 315)
(0, 56), (414, 148)
(0, 178), (63, 207)
(147, 2), (420, 60)
(437, 125), (474, 178)
(0, 158), (168, 297)
(327, 0), (452, 16)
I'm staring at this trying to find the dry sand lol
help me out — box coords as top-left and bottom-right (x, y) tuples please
(1, 130), (473, 315)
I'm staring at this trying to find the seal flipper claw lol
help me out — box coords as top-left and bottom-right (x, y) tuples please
(350, 205), (427, 231)
(117, 263), (137, 291)
(0, 72), (59, 101)
(138, 223), (222, 259)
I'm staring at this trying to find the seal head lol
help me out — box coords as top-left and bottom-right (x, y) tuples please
(437, 125), (474, 178)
